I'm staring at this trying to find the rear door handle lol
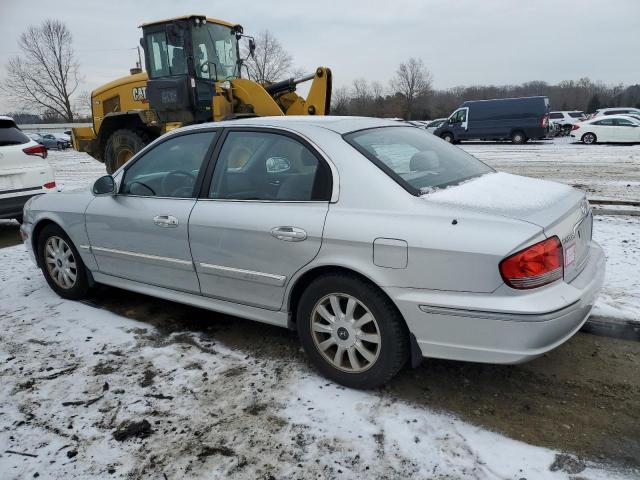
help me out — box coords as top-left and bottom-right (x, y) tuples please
(271, 226), (307, 242)
(153, 215), (178, 228)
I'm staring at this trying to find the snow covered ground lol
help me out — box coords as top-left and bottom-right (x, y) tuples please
(461, 137), (640, 202)
(591, 215), (640, 320)
(0, 245), (637, 480)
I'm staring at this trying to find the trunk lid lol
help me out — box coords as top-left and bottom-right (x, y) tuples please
(423, 172), (592, 282)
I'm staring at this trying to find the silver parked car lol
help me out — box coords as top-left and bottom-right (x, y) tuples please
(21, 117), (604, 388)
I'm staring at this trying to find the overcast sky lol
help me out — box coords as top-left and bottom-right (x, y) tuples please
(1, 0), (639, 113)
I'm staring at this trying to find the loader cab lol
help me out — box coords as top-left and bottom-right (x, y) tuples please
(141, 16), (242, 124)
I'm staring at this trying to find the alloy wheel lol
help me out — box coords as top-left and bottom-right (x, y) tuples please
(45, 236), (77, 289)
(310, 293), (382, 373)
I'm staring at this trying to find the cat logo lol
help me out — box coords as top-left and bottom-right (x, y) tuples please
(132, 86), (147, 102)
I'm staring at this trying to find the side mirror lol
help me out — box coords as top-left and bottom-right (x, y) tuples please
(448, 118), (455, 125)
(249, 38), (256, 58)
(93, 175), (116, 196)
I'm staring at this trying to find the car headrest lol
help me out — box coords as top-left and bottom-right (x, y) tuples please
(410, 151), (440, 171)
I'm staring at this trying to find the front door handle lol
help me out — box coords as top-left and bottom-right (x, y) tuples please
(153, 215), (178, 228)
(271, 226), (307, 242)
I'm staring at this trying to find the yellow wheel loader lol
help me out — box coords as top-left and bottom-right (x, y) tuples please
(72, 15), (332, 173)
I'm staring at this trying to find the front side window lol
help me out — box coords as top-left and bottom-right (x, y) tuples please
(192, 23), (239, 81)
(613, 118), (638, 126)
(121, 132), (215, 198)
(345, 126), (493, 195)
(146, 29), (188, 78)
(209, 131), (330, 201)
(450, 109), (467, 123)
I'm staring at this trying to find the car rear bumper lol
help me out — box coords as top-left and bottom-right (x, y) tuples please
(385, 241), (605, 364)
(0, 192), (39, 219)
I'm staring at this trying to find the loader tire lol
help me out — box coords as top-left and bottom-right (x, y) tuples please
(104, 129), (152, 174)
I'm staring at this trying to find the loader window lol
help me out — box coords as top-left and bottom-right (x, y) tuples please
(146, 31), (188, 78)
(192, 23), (239, 80)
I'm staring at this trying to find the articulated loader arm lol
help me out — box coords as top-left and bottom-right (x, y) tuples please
(230, 67), (332, 117)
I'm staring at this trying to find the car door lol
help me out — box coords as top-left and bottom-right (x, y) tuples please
(612, 118), (640, 142)
(85, 130), (218, 293)
(189, 128), (333, 310)
(590, 118), (614, 141)
(447, 108), (469, 139)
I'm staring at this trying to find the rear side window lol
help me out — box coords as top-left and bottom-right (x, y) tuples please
(593, 119), (614, 126)
(208, 131), (331, 201)
(604, 110), (627, 115)
(345, 126), (493, 195)
(0, 119), (30, 146)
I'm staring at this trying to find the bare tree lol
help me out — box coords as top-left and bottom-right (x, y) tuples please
(391, 58), (433, 119)
(243, 30), (293, 83)
(2, 19), (80, 121)
(74, 89), (92, 118)
(331, 86), (351, 115)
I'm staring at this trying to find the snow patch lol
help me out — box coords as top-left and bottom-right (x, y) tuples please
(423, 171), (574, 216)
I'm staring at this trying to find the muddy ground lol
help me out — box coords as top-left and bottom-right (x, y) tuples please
(87, 284), (640, 470)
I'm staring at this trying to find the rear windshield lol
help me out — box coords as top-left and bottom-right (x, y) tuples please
(344, 126), (493, 195)
(0, 119), (30, 146)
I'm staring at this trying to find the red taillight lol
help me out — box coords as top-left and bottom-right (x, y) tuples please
(499, 236), (563, 289)
(571, 124), (580, 131)
(43, 181), (56, 189)
(542, 115), (549, 128)
(23, 144), (48, 159)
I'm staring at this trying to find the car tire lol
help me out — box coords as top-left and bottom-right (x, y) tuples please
(37, 224), (91, 300)
(296, 274), (409, 389)
(511, 131), (527, 144)
(441, 132), (454, 143)
(57, 142), (63, 151)
(104, 129), (152, 174)
(582, 132), (597, 145)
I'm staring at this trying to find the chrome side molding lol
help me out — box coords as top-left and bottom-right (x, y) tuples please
(198, 262), (286, 287)
(90, 246), (194, 270)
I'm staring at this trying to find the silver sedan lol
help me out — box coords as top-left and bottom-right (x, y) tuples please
(21, 117), (605, 388)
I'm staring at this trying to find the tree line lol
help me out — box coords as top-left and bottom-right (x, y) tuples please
(333, 75), (640, 120)
(2, 19), (638, 123)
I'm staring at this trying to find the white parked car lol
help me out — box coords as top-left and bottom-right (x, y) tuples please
(570, 115), (640, 144)
(424, 118), (447, 133)
(548, 111), (586, 130)
(592, 107), (640, 118)
(0, 116), (56, 222)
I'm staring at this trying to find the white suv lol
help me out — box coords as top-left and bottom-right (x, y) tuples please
(593, 107), (640, 118)
(0, 116), (56, 223)
(548, 111), (587, 130)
